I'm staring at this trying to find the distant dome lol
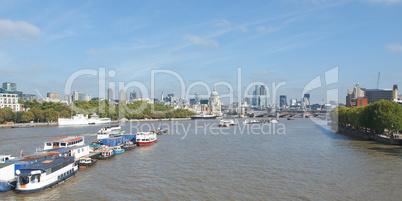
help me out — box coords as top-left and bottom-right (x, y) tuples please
(211, 86), (219, 97)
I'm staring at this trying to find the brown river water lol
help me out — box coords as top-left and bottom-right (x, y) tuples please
(1, 118), (402, 200)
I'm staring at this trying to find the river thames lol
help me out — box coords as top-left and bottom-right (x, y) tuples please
(1, 118), (402, 200)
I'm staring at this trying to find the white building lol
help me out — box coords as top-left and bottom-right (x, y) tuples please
(209, 86), (222, 116)
(0, 93), (22, 112)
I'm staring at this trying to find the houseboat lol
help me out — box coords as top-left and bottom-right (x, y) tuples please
(43, 136), (85, 150)
(1, 153), (59, 192)
(14, 156), (78, 193)
(40, 145), (90, 160)
(135, 132), (157, 146)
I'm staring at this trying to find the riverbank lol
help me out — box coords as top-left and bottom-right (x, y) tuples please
(330, 122), (402, 145)
(0, 118), (192, 129)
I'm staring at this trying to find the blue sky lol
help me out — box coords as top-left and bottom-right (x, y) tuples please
(0, 0), (401, 104)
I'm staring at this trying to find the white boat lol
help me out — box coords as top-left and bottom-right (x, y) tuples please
(43, 136), (85, 150)
(97, 124), (124, 140)
(58, 114), (111, 126)
(15, 156), (78, 193)
(243, 119), (272, 124)
(190, 114), (217, 120)
(270, 119), (279, 124)
(135, 132), (157, 146)
(218, 119), (238, 127)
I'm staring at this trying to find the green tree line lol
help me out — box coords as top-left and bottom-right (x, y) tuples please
(330, 100), (402, 133)
(0, 99), (195, 123)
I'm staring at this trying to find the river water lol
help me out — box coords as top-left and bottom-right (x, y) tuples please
(1, 118), (402, 200)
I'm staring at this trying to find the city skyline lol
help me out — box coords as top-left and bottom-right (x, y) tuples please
(0, 1), (402, 104)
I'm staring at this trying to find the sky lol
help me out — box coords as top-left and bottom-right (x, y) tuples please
(0, 0), (401, 105)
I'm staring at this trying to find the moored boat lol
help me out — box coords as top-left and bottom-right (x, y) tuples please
(122, 141), (137, 151)
(14, 156), (78, 193)
(190, 114), (217, 120)
(98, 149), (115, 160)
(112, 146), (125, 154)
(43, 136), (85, 150)
(97, 124), (125, 140)
(58, 114), (111, 126)
(78, 157), (97, 168)
(135, 132), (157, 146)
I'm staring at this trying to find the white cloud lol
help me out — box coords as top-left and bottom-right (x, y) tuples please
(87, 48), (105, 55)
(213, 19), (231, 27)
(237, 25), (248, 32)
(385, 43), (402, 51)
(256, 25), (277, 34)
(0, 19), (40, 39)
(182, 34), (219, 47)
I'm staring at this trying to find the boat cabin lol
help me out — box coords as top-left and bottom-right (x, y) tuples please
(0, 155), (15, 163)
(39, 145), (90, 160)
(44, 136), (85, 150)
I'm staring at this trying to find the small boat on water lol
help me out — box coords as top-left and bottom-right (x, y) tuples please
(270, 119), (279, 124)
(12, 124), (35, 128)
(112, 146), (125, 154)
(190, 114), (217, 120)
(153, 127), (168, 135)
(122, 141), (137, 151)
(43, 136), (85, 150)
(98, 149), (115, 160)
(14, 156), (78, 193)
(218, 119), (238, 127)
(243, 119), (270, 125)
(135, 132), (157, 146)
(78, 157), (97, 168)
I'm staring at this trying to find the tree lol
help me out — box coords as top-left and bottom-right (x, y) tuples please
(21, 111), (35, 123)
(44, 108), (58, 122)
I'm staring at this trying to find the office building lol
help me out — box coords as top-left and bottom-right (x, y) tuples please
(279, 95), (287, 108)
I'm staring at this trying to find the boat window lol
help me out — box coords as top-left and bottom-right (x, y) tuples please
(19, 176), (29, 185)
(61, 143), (66, 146)
(46, 142), (52, 146)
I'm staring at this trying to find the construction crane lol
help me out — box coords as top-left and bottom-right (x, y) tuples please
(377, 72), (380, 89)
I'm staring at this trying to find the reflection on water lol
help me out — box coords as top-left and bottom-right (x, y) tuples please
(1, 119), (402, 200)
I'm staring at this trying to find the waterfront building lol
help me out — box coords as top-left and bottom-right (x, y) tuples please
(365, 89), (394, 104)
(346, 82), (398, 106)
(0, 92), (22, 112)
(346, 82), (365, 106)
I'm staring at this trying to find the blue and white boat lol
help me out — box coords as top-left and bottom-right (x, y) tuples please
(14, 156), (78, 193)
(112, 146), (125, 154)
